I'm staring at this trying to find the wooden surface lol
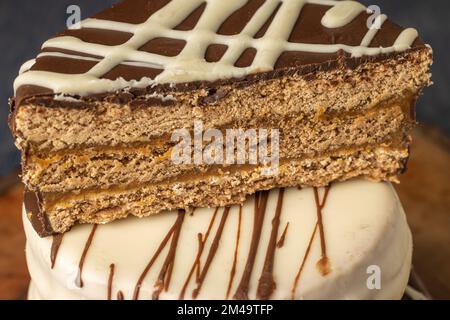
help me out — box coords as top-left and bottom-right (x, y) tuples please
(0, 127), (449, 300)
(395, 127), (450, 300)
(0, 182), (29, 300)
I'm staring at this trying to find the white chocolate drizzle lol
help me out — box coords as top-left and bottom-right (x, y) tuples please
(19, 59), (36, 75)
(360, 14), (388, 47)
(321, 1), (366, 28)
(14, 0), (419, 97)
(393, 28), (419, 51)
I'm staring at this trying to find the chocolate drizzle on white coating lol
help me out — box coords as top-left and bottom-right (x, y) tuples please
(76, 225), (98, 288)
(14, 0), (418, 97)
(291, 186), (331, 299)
(51, 188), (332, 300)
(130, 210), (186, 300)
(50, 234), (64, 269)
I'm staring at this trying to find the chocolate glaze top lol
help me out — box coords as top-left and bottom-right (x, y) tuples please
(13, 0), (426, 107)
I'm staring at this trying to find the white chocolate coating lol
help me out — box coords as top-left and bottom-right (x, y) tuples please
(14, 0), (418, 96)
(25, 180), (412, 300)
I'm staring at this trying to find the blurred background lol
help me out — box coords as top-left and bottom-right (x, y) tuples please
(0, 0), (448, 299)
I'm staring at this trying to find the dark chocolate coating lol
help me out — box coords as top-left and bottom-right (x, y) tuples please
(24, 189), (55, 237)
(13, 0), (426, 107)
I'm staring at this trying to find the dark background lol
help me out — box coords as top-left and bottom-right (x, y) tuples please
(1, 0), (449, 180)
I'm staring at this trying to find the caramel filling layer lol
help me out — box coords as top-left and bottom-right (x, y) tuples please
(29, 95), (415, 175)
(29, 92), (415, 160)
(42, 143), (408, 212)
